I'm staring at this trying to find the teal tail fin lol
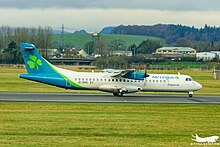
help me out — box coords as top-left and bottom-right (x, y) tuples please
(20, 43), (55, 74)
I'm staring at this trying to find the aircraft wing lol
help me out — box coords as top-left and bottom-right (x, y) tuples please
(103, 69), (135, 77)
(104, 69), (146, 80)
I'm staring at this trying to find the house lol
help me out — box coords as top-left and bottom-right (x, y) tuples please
(63, 48), (78, 58)
(155, 47), (196, 59)
(78, 49), (89, 57)
(39, 48), (59, 58)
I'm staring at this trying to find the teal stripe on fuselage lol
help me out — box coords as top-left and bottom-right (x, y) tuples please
(19, 73), (83, 90)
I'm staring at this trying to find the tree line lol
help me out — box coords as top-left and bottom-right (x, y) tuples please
(111, 24), (220, 45)
(0, 25), (163, 64)
(0, 26), (53, 63)
(1, 24), (219, 65)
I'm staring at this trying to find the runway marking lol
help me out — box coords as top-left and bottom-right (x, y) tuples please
(0, 93), (220, 104)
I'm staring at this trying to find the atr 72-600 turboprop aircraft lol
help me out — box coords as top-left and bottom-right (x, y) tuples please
(19, 43), (202, 97)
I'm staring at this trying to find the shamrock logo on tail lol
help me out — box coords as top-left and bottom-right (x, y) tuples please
(27, 55), (42, 70)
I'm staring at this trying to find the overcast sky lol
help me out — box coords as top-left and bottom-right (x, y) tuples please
(0, 0), (220, 32)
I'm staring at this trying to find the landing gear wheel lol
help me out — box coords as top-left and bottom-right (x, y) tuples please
(188, 91), (193, 98)
(113, 92), (124, 97)
(113, 92), (118, 96)
(119, 92), (124, 97)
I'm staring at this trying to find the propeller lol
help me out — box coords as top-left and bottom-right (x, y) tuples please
(144, 69), (148, 78)
(143, 65), (149, 88)
(144, 65), (149, 78)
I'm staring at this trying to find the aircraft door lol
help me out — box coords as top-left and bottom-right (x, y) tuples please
(143, 77), (147, 88)
(66, 78), (71, 87)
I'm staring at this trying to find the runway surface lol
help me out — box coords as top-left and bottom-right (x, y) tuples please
(0, 92), (220, 104)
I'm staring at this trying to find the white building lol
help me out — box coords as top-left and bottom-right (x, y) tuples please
(110, 51), (132, 56)
(211, 51), (220, 58)
(196, 52), (216, 61)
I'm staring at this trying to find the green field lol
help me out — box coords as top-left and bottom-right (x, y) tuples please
(0, 67), (219, 95)
(0, 67), (220, 146)
(0, 103), (220, 146)
(52, 34), (166, 49)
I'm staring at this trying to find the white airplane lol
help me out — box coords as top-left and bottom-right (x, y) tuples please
(19, 43), (202, 97)
(192, 134), (219, 143)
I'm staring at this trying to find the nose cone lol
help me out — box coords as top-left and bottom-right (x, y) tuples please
(195, 82), (202, 91)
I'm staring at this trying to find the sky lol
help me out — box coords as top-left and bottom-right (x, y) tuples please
(0, 0), (220, 32)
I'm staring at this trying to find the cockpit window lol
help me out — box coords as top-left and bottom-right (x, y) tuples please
(185, 78), (193, 81)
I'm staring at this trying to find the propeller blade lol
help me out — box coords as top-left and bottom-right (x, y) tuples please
(144, 65), (149, 78)
(144, 69), (147, 78)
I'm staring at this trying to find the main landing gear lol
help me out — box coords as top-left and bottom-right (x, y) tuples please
(113, 91), (124, 97)
(188, 91), (193, 98)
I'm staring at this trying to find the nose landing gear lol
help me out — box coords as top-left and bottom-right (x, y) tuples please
(188, 91), (193, 98)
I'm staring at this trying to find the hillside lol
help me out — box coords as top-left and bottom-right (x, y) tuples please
(52, 34), (166, 49)
(99, 26), (115, 34)
(111, 24), (220, 44)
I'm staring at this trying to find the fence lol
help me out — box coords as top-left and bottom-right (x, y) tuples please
(96, 63), (214, 71)
(0, 63), (216, 71)
(213, 70), (220, 80)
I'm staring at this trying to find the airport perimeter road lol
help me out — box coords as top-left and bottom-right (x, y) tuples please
(0, 93), (220, 104)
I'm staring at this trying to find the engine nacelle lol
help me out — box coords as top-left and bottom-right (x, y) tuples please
(98, 85), (142, 93)
(122, 71), (149, 80)
(124, 85), (143, 93)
